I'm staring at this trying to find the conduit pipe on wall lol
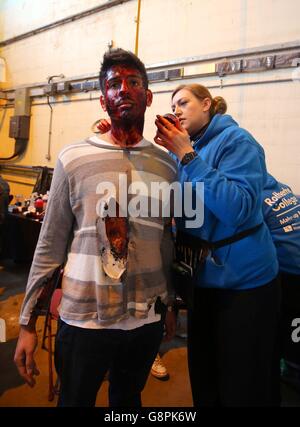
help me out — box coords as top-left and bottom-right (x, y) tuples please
(134, 0), (142, 56)
(0, 139), (28, 161)
(1, 43), (300, 103)
(45, 74), (65, 161)
(22, 76), (298, 101)
(146, 40), (300, 70)
(150, 77), (299, 95)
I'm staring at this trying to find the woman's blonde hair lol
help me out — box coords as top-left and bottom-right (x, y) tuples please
(172, 84), (227, 118)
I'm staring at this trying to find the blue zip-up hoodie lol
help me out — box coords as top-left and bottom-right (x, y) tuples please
(173, 114), (278, 290)
(262, 173), (300, 275)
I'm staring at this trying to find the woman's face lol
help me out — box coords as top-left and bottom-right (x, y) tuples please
(171, 88), (211, 137)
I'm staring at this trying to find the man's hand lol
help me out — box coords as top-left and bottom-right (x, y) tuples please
(163, 310), (177, 342)
(14, 325), (40, 387)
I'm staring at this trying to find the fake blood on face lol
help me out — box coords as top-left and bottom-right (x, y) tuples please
(103, 66), (149, 145)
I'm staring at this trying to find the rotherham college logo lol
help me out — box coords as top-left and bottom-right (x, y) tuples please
(95, 173), (204, 229)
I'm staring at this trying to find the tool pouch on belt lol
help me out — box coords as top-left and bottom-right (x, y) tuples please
(172, 224), (262, 308)
(172, 230), (209, 308)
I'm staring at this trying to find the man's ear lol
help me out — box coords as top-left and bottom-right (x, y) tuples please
(146, 89), (153, 107)
(100, 95), (107, 112)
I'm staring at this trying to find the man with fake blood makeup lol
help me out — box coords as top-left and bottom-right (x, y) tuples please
(14, 49), (177, 407)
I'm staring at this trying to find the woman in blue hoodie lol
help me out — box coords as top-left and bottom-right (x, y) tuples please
(262, 174), (300, 391)
(155, 84), (280, 407)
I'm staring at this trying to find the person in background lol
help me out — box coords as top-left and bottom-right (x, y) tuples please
(0, 174), (10, 256)
(262, 173), (300, 392)
(14, 48), (177, 407)
(154, 83), (280, 407)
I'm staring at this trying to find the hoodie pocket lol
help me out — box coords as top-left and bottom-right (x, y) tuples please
(209, 244), (231, 267)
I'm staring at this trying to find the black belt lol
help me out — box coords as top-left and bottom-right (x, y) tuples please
(175, 224), (263, 270)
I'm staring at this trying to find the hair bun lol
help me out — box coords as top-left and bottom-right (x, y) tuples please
(213, 96), (227, 114)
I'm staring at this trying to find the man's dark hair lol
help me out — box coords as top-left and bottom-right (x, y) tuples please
(99, 48), (149, 93)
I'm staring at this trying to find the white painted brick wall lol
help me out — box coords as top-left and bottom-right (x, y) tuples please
(0, 0), (299, 194)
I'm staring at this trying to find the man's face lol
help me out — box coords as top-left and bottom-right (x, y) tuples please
(100, 66), (152, 123)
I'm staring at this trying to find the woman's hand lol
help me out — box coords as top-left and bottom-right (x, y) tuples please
(154, 115), (194, 161)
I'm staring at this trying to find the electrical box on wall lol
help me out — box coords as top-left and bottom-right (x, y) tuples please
(9, 115), (30, 139)
(14, 88), (30, 115)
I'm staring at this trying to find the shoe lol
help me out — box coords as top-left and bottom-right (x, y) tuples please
(151, 354), (169, 381)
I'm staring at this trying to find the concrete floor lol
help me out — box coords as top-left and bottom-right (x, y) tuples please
(0, 258), (299, 407)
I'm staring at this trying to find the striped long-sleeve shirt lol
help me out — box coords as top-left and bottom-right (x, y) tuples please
(20, 137), (178, 326)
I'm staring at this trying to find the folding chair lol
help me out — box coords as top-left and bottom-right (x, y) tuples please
(41, 288), (62, 401)
(37, 266), (63, 401)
